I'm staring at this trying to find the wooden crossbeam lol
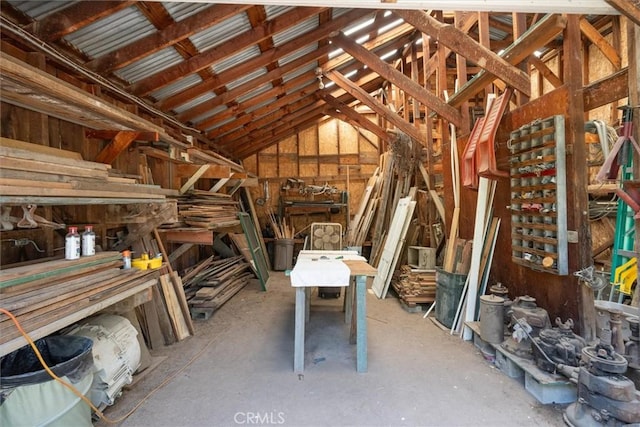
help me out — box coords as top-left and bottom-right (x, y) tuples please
(580, 17), (622, 69)
(331, 32), (462, 128)
(606, 0), (640, 27)
(95, 131), (140, 164)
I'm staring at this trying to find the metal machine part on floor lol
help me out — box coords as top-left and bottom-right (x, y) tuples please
(558, 330), (640, 427)
(66, 314), (141, 411)
(532, 318), (586, 373)
(501, 296), (551, 359)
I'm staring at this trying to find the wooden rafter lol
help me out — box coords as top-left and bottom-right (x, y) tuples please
(325, 69), (426, 144)
(86, 4), (249, 73)
(580, 17), (622, 69)
(157, 8), (370, 112)
(331, 32), (462, 127)
(321, 93), (390, 142)
(26, 1), (134, 42)
(605, 0), (640, 27)
(128, 6), (326, 96)
(447, 14), (567, 108)
(396, 9), (530, 96)
(528, 55), (563, 88)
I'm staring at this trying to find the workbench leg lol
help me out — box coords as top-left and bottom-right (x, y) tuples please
(305, 287), (311, 323)
(355, 275), (367, 373)
(294, 287), (306, 373)
(345, 280), (353, 324)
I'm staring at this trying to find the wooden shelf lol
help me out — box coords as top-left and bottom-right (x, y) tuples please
(509, 115), (569, 275)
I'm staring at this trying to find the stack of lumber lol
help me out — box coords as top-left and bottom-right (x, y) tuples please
(346, 167), (382, 247)
(0, 252), (161, 356)
(391, 265), (437, 307)
(177, 190), (241, 229)
(183, 255), (254, 316)
(0, 137), (169, 203)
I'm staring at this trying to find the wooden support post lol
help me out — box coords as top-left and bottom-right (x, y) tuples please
(565, 15), (596, 341)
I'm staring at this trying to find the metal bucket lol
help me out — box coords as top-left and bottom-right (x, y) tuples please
(480, 295), (505, 344)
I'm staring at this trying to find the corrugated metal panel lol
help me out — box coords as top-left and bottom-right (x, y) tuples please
(212, 45), (261, 74)
(6, 1), (77, 19)
(236, 82), (273, 103)
(163, 2), (211, 22)
(272, 16), (319, 46)
(150, 74), (203, 102)
(172, 92), (217, 115)
(282, 62), (317, 83)
(114, 48), (184, 84)
(202, 116), (235, 132)
(332, 8), (350, 19)
(246, 98), (277, 113)
(278, 43), (318, 66)
(264, 5), (294, 20)
(64, 7), (155, 58)
(286, 75), (316, 94)
(189, 12), (251, 52)
(226, 67), (268, 90)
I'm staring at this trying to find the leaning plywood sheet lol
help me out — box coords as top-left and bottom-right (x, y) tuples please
(372, 196), (417, 299)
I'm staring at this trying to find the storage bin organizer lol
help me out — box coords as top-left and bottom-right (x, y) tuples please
(509, 115), (568, 275)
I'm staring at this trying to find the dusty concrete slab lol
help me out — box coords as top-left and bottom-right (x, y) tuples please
(99, 272), (566, 427)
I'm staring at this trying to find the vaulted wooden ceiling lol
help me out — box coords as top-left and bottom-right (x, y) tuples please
(1, 1), (637, 161)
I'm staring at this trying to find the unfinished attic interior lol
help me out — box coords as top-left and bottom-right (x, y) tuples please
(0, 0), (640, 425)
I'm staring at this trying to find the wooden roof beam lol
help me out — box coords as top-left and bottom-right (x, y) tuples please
(325, 69), (426, 144)
(330, 32), (462, 128)
(180, 44), (331, 123)
(25, 1), (134, 42)
(201, 73), (316, 133)
(447, 13), (567, 108)
(86, 4), (249, 73)
(321, 93), (390, 142)
(129, 6), (326, 96)
(580, 17), (622, 69)
(225, 99), (325, 147)
(217, 95), (322, 143)
(606, 0), (640, 26)
(394, 9), (530, 96)
(157, 9), (375, 111)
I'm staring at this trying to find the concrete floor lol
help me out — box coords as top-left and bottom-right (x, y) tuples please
(100, 272), (567, 427)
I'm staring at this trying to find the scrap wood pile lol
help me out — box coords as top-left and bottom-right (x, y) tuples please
(182, 255), (254, 315)
(0, 252), (165, 354)
(176, 190), (241, 229)
(391, 265), (437, 307)
(0, 137), (168, 203)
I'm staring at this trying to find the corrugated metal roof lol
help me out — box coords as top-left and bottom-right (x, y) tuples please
(272, 16), (319, 46)
(173, 92), (217, 115)
(264, 5), (294, 20)
(286, 75), (316, 94)
(236, 82), (273, 103)
(203, 116), (235, 132)
(278, 43), (319, 66)
(226, 67), (268, 90)
(114, 47), (184, 84)
(212, 45), (261, 74)
(189, 12), (251, 52)
(64, 6), (155, 58)
(163, 2), (211, 22)
(246, 98), (278, 113)
(282, 62), (318, 83)
(150, 74), (203, 102)
(332, 8), (351, 19)
(6, 0), (76, 19)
